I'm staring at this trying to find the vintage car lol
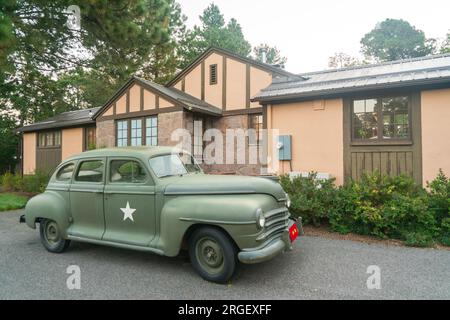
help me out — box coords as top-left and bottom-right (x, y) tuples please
(21, 147), (301, 283)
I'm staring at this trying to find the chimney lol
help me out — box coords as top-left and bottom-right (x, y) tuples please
(261, 48), (267, 64)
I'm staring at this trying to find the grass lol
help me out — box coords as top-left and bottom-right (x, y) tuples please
(0, 193), (29, 211)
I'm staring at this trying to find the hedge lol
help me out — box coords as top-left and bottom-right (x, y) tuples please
(280, 170), (450, 247)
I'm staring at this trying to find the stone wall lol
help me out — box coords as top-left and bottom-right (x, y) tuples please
(158, 111), (185, 147)
(96, 119), (115, 148)
(201, 114), (262, 176)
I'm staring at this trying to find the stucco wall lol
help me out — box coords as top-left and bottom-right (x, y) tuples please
(184, 64), (202, 99)
(129, 84), (140, 112)
(23, 133), (36, 174)
(250, 67), (272, 108)
(204, 53), (223, 107)
(143, 89), (156, 110)
(267, 99), (344, 185)
(421, 88), (450, 184)
(226, 59), (247, 110)
(61, 128), (84, 160)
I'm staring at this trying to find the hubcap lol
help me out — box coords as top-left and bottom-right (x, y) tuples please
(196, 237), (224, 274)
(45, 221), (60, 245)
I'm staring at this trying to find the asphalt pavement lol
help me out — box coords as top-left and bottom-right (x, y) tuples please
(1, 210), (449, 299)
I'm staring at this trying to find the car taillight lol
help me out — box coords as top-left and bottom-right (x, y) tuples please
(289, 224), (299, 242)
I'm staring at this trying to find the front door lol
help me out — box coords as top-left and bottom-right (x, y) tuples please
(68, 158), (106, 239)
(102, 157), (156, 247)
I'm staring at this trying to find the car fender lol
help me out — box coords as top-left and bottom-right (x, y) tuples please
(159, 194), (275, 257)
(24, 191), (70, 237)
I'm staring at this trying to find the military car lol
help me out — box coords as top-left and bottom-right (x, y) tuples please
(21, 147), (301, 283)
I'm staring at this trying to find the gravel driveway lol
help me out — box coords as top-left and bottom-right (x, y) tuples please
(1, 210), (449, 300)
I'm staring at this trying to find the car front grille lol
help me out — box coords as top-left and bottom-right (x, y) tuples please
(256, 207), (290, 243)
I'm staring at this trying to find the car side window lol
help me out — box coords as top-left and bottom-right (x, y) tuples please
(56, 163), (75, 181)
(110, 160), (147, 184)
(75, 160), (104, 183)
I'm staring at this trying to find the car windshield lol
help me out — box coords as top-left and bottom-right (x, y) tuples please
(149, 153), (201, 178)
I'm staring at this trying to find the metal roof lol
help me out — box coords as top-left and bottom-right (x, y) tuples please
(18, 107), (99, 132)
(253, 53), (450, 102)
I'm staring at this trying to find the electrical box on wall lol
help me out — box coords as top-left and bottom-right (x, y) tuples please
(277, 135), (292, 160)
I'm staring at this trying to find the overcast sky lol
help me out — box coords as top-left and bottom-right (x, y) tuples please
(178, 0), (450, 73)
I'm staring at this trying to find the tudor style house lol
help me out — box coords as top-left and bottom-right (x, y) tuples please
(18, 47), (450, 186)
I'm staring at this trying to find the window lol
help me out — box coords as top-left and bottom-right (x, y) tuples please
(352, 96), (410, 142)
(75, 160), (104, 183)
(149, 154), (201, 178)
(209, 64), (218, 85)
(85, 127), (96, 150)
(146, 116), (158, 146)
(249, 114), (263, 146)
(131, 119), (142, 146)
(110, 160), (147, 183)
(38, 131), (61, 147)
(56, 163), (75, 181)
(193, 119), (203, 161)
(117, 120), (128, 147)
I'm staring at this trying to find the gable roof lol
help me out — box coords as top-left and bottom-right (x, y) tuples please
(166, 46), (303, 87)
(253, 53), (450, 102)
(93, 76), (222, 120)
(18, 107), (99, 133)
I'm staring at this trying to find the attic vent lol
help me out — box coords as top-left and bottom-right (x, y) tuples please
(209, 64), (218, 85)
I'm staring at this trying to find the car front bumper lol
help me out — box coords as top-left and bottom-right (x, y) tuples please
(238, 217), (302, 264)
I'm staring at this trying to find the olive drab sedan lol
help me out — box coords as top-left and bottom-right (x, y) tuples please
(20, 147), (302, 283)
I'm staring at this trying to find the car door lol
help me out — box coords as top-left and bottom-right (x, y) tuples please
(68, 158), (106, 240)
(102, 157), (156, 247)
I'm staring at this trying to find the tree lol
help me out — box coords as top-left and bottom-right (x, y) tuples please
(328, 52), (362, 69)
(441, 32), (450, 54)
(179, 3), (251, 67)
(0, 114), (20, 173)
(361, 19), (436, 62)
(253, 44), (287, 68)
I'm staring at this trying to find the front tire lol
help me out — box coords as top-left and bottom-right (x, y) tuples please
(39, 219), (71, 253)
(189, 227), (237, 283)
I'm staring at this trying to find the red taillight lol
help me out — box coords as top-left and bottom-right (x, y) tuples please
(289, 224), (299, 242)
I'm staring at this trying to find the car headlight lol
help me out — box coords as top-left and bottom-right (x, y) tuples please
(285, 193), (291, 208)
(256, 208), (265, 229)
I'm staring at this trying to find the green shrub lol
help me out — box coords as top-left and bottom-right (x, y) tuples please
(279, 172), (336, 226)
(404, 232), (435, 247)
(329, 173), (437, 243)
(1, 171), (50, 194)
(1, 172), (15, 191)
(426, 169), (450, 245)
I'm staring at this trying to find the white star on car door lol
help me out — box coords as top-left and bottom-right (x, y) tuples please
(120, 202), (136, 222)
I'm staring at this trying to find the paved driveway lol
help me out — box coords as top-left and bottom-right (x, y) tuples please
(1, 210), (449, 300)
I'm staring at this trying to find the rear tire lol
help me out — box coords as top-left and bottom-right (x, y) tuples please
(189, 227), (237, 283)
(39, 219), (71, 253)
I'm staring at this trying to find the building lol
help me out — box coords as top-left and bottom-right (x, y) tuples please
(18, 47), (450, 186)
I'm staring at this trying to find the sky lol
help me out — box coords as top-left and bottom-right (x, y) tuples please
(177, 0), (450, 73)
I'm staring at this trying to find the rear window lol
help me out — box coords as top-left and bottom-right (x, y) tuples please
(75, 160), (104, 183)
(56, 163), (75, 181)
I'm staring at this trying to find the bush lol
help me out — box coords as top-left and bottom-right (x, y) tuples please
(427, 169), (450, 246)
(279, 172), (336, 226)
(1, 171), (50, 194)
(328, 173), (436, 240)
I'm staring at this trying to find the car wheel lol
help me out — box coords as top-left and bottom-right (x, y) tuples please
(39, 219), (71, 253)
(189, 227), (237, 283)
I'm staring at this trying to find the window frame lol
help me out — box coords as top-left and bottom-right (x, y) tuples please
(84, 126), (96, 151)
(248, 113), (263, 147)
(209, 64), (218, 85)
(351, 94), (413, 145)
(107, 157), (151, 185)
(37, 130), (62, 148)
(74, 159), (105, 184)
(116, 116), (158, 147)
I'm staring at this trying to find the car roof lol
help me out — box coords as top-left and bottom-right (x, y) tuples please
(64, 146), (183, 162)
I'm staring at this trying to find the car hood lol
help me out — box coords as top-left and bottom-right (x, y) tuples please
(163, 174), (287, 201)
